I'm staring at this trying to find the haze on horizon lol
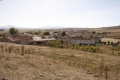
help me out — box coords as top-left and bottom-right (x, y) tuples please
(0, 0), (120, 29)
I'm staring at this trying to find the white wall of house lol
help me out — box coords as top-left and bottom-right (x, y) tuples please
(71, 39), (96, 45)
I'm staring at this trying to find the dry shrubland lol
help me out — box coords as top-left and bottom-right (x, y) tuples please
(0, 42), (120, 80)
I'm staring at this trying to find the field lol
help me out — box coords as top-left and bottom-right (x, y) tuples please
(101, 38), (120, 43)
(92, 26), (120, 39)
(0, 42), (120, 80)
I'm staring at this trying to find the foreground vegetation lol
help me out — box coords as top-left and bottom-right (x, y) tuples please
(45, 40), (120, 56)
(46, 40), (100, 53)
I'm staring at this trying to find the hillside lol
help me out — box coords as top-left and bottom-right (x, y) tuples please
(0, 42), (120, 80)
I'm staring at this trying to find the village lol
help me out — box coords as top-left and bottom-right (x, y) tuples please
(1, 28), (120, 46)
(0, 28), (102, 45)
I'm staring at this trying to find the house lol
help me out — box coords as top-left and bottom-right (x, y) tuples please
(29, 36), (56, 45)
(8, 35), (33, 44)
(0, 36), (14, 43)
(71, 38), (96, 45)
(71, 37), (100, 45)
(0, 34), (56, 45)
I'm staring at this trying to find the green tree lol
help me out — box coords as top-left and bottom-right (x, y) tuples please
(108, 41), (110, 45)
(111, 41), (113, 45)
(44, 32), (50, 35)
(92, 31), (96, 34)
(9, 27), (19, 35)
(29, 30), (33, 34)
(61, 32), (66, 36)
(35, 30), (41, 35)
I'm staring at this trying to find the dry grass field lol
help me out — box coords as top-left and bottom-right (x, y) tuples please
(101, 38), (120, 43)
(92, 27), (120, 38)
(0, 42), (120, 80)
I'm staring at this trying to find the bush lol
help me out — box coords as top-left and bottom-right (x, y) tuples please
(46, 41), (99, 53)
(54, 40), (62, 48)
(73, 44), (80, 50)
(46, 40), (62, 48)
(79, 45), (98, 53)
(46, 41), (54, 47)
(88, 46), (97, 53)
(118, 52), (120, 56)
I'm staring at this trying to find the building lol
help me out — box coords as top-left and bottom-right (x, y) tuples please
(60, 36), (100, 45)
(30, 36), (56, 45)
(0, 36), (14, 43)
(0, 34), (56, 45)
(71, 39), (95, 45)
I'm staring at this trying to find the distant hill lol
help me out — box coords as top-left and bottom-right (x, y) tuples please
(102, 25), (120, 29)
(0, 25), (120, 30)
(0, 29), (4, 31)
(0, 25), (90, 30)
(0, 25), (22, 29)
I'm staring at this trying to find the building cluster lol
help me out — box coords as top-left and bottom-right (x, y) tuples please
(0, 29), (102, 45)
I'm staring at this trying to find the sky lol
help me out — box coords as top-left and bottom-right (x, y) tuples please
(0, 0), (120, 28)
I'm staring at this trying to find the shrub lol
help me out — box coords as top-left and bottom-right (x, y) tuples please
(21, 45), (25, 55)
(118, 52), (120, 56)
(0, 45), (4, 52)
(46, 41), (99, 53)
(54, 40), (62, 48)
(73, 44), (80, 50)
(8, 47), (12, 53)
(88, 46), (97, 53)
(5, 44), (7, 52)
(46, 40), (62, 48)
(46, 41), (54, 47)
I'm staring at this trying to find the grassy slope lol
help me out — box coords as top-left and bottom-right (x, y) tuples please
(0, 42), (120, 80)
